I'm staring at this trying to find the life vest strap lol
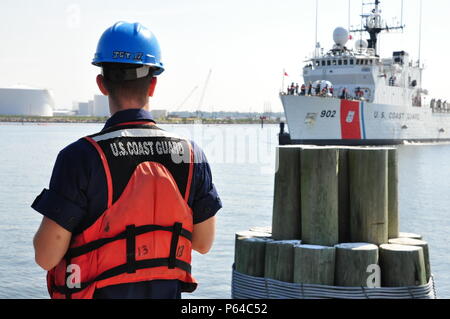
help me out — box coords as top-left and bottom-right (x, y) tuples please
(126, 225), (137, 274)
(66, 224), (192, 259)
(168, 222), (182, 269)
(53, 257), (192, 295)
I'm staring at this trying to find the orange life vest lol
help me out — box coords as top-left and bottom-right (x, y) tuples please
(47, 122), (197, 299)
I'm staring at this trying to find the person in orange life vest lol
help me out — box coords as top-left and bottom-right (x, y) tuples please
(32, 22), (222, 299)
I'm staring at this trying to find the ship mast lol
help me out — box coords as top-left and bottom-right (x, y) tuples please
(350, 0), (404, 55)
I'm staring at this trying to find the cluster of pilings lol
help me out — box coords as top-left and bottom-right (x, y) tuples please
(235, 146), (431, 291)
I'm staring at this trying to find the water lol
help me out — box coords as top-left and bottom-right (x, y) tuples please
(0, 122), (448, 299)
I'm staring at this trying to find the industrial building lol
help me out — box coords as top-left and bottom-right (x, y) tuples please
(76, 96), (168, 119)
(78, 100), (94, 116)
(93, 95), (109, 117)
(0, 86), (54, 116)
(76, 95), (109, 117)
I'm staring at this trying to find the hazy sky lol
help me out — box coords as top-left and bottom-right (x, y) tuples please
(1, 0), (448, 112)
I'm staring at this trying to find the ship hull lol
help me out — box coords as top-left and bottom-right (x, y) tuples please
(280, 95), (450, 145)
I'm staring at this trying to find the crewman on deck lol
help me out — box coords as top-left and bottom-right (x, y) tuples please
(355, 87), (364, 100)
(321, 85), (328, 97)
(31, 22), (222, 299)
(315, 83), (321, 96)
(307, 81), (312, 96)
(289, 82), (295, 95)
(340, 87), (348, 100)
(300, 84), (306, 96)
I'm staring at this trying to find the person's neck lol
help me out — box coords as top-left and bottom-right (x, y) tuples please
(110, 102), (150, 116)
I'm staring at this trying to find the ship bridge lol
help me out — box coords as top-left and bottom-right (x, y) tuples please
(304, 51), (380, 102)
(301, 27), (424, 107)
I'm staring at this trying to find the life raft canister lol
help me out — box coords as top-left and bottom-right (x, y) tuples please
(47, 122), (197, 299)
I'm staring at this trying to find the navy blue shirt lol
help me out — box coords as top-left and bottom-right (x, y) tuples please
(32, 109), (222, 299)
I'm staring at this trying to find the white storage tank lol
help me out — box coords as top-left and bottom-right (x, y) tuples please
(93, 95), (110, 117)
(0, 86), (55, 116)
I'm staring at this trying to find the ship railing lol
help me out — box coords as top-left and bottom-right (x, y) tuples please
(431, 108), (450, 114)
(430, 99), (450, 113)
(281, 91), (368, 102)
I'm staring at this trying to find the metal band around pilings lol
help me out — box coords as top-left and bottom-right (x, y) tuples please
(231, 267), (436, 299)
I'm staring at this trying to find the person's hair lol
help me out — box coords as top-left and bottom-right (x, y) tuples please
(101, 63), (155, 106)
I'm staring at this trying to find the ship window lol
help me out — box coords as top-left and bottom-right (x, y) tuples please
(332, 60), (337, 65)
(327, 60), (331, 66)
(350, 59), (354, 65)
(356, 59), (360, 65)
(369, 60), (373, 65)
(315, 60), (320, 67)
(338, 60), (342, 65)
(322, 60), (326, 66)
(344, 60), (348, 65)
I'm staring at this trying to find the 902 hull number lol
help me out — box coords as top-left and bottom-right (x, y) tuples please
(321, 110), (337, 118)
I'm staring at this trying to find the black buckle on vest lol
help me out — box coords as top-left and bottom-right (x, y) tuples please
(168, 223), (183, 269)
(125, 225), (137, 274)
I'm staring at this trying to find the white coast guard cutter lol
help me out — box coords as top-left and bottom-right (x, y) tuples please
(279, 0), (450, 145)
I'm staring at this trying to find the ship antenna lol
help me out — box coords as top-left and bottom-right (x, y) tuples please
(350, 0), (406, 56)
(418, 0), (423, 67)
(315, 0), (319, 57)
(348, 0), (351, 31)
(401, 0), (404, 29)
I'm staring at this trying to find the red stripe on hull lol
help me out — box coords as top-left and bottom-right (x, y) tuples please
(340, 100), (361, 140)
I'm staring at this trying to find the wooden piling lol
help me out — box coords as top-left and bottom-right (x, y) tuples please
(349, 148), (389, 245)
(293, 245), (336, 286)
(388, 149), (400, 239)
(379, 244), (427, 287)
(399, 232), (423, 240)
(388, 238), (431, 282)
(335, 243), (379, 287)
(233, 144), (434, 297)
(272, 146), (302, 240)
(301, 147), (339, 246)
(264, 240), (301, 283)
(338, 148), (351, 243)
(235, 236), (271, 278)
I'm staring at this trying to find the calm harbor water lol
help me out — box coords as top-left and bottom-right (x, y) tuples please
(0, 122), (448, 299)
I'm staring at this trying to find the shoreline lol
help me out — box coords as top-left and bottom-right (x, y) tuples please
(0, 115), (281, 125)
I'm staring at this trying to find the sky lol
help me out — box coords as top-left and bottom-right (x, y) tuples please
(0, 0), (449, 113)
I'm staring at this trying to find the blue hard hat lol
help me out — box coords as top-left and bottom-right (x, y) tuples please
(92, 21), (164, 76)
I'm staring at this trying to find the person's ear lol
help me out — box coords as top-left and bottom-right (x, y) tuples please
(148, 77), (157, 97)
(96, 74), (109, 96)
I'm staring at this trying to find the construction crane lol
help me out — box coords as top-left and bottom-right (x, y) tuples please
(197, 69), (212, 118)
(176, 86), (198, 112)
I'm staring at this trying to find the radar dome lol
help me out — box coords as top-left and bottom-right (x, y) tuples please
(355, 39), (368, 51)
(333, 27), (349, 46)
